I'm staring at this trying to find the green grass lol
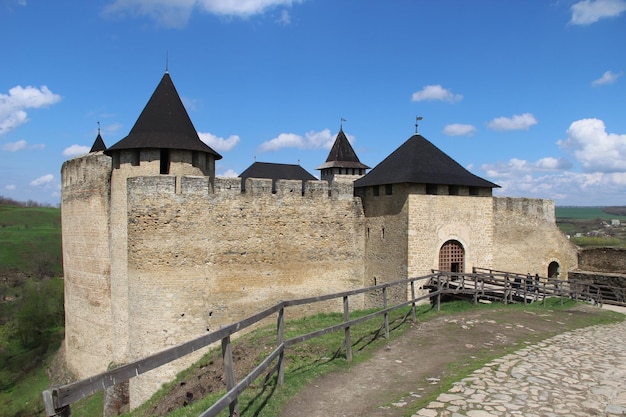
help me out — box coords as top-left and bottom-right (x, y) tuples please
(0, 206), (62, 274)
(0, 361), (50, 416)
(119, 299), (623, 417)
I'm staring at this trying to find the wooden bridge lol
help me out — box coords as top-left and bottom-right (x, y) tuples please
(42, 268), (626, 417)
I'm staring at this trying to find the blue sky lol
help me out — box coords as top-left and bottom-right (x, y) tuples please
(1, 0), (625, 206)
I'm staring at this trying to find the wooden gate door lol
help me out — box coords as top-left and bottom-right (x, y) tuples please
(439, 240), (465, 273)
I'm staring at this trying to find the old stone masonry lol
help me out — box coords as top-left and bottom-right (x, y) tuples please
(415, 320), (626, 417)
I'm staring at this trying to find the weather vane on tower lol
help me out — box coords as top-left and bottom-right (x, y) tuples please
(415, 116), (423, 134)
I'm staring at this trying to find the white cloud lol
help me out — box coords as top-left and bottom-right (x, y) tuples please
(62, 144), (91, 157)
(411, 85), (463, 103)
(259, 128), (343, 152)
(0, 85), (61, 136)
(482, 157), (572, 179)
(104, 0), (303, 28)
(5, 184), (16, 190)
(30, 174), (54, 187)
(487, 113), (537, 131)
(277, 9), (291, 24)
(442, 124), (477, 136)
(592, 70), (623, 86)
(481, 118), (626, 204)
(570, 0), (626, 25)
(558, 118), (626, 173)
(199, 132), (240, 152)
(199, 0), (301, 17)
(491, 170), (625, 205)
(218, 169), (238, 177)
(2, 140), (27, 151)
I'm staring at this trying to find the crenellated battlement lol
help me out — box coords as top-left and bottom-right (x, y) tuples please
(126, 174), (357, 201)
(61, 152), (111, 189)
(493, 196), (555, 223)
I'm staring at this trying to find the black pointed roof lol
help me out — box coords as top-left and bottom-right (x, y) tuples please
(317, 128), (369, 170)
(89, 133), (106, 153)
(240, 162), (316, 183)
(105, 72), (222, 159)
(354, 134), (499, 189)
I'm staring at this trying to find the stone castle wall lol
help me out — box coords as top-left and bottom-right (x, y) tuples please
(122, 175), (366, 406)
(61, 153), (113, 379)
(492, 197), (578, 278)
(577, 247), (626, 273)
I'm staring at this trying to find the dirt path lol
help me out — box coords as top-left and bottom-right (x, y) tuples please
(279, 305), (613, 417)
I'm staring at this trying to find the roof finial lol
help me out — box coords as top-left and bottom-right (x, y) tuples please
(415, 116), (423, 134)
(340, 117), (346, 130)
(165, 50), (169, 73)
(97, 121), (101, 135)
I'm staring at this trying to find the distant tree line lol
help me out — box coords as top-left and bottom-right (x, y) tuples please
(0, 195), (59, 208)
(604, 206), (626, 216)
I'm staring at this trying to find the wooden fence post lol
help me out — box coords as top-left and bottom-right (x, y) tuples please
(436, 275), (441, 312)
(382, 287), (389, 339)
(221, 335), (239, 417)
(473, 273), (478, 305)
(504, 274), (509, 305)
(277, 307), (285, 385)
(43, 390), (71, 417)
(343, 296), (352, 361)
(410, 280), (417, 322)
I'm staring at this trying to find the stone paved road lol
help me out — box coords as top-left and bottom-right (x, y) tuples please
(413, 318), (626, 417)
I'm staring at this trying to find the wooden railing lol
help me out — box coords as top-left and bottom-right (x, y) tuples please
(43, 269), (620, 417)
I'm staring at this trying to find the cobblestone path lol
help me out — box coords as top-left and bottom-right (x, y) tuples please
(414, 320), (626, 417)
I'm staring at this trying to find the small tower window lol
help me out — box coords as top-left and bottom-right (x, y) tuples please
(385, 184), (392, 195)
(373, 185), (380, 196)
(160, 149), (170, 174)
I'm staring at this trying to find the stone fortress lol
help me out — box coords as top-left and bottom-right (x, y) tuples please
(61, 71), (578, 408)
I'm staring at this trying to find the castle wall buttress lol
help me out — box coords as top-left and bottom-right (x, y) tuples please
(492, 197), (578, 278)
(122, 175), (366, 407)
(61, 153), (113, 379)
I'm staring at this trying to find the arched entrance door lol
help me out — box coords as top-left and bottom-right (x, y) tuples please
(439, 240), (465, 274)
(548, 261), (560, 279)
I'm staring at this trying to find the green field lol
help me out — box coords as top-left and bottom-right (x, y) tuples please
(555, 206), (626, 247)
(556, 206), (626, 221)
(0, 206), (62, 275)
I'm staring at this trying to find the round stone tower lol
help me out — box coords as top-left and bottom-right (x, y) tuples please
(61, 131), (114, 380)
(62, 71), (222, 411)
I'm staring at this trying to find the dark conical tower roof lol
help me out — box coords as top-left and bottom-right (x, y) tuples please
(354, 134), (499, 189)
(316, 128), (369, 170)
(89, 133), (106, 153)
(105, 72), (222, 159)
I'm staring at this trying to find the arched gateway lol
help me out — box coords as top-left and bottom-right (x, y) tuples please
(439, 240), (465, 273)
(548, 261), (560, 279)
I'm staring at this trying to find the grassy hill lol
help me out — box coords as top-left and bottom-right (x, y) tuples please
(0, 205), (62, 276)
(0, 201), (64, 417)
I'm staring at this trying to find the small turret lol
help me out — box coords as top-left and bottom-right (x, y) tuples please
(89, 132), (106, 153)
(317, 127), (369, 183)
